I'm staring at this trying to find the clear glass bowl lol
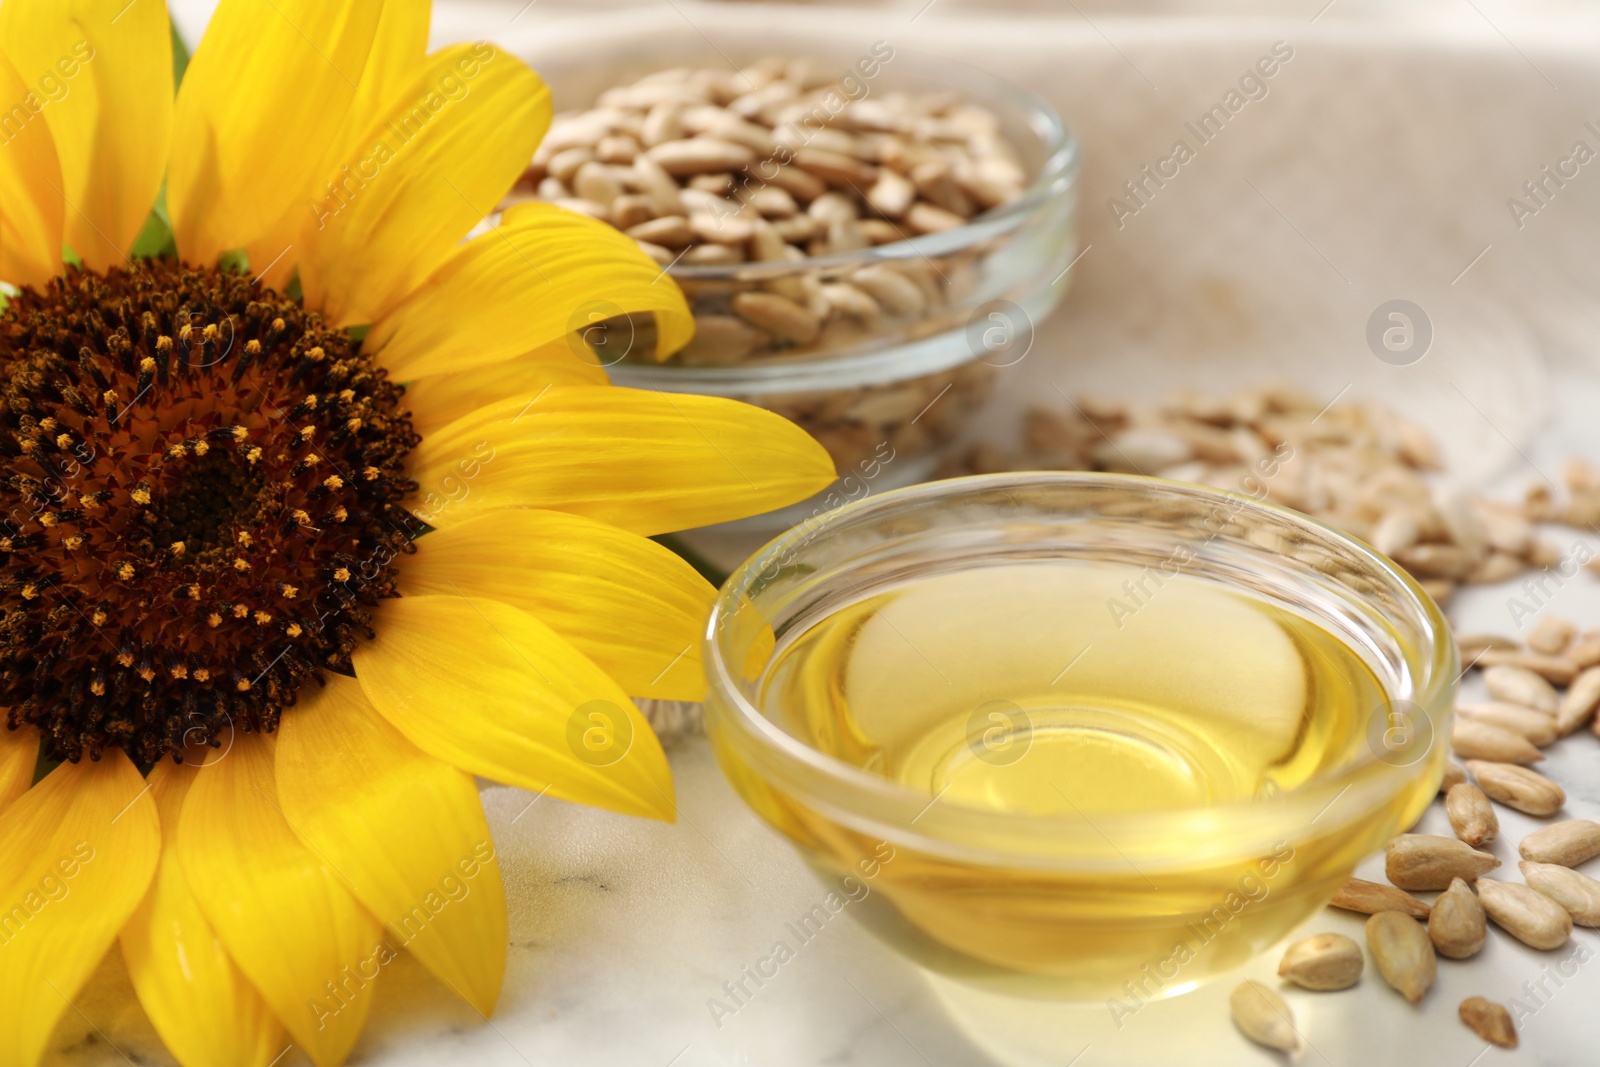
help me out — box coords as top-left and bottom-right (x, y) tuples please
(703, 473), (1456, 1000)
(523, 46), (1080, 497)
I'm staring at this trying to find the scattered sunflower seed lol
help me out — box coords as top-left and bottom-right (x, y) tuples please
(1439, 761), (1467, 794)
(1385, 834), (1499, 891)
(1518, 819), (1600, 867)
(1526, 615), (1577, 655)
(1443, 784), (1499, 847)
(1428, 877), (1487, 960)
(1459, 997), (1518, 1048)
(1229, 980), (1301, 1054)
(1557, 666), (1600, 735)
(1450, 718), (1544, 765)
(1475, 877), (1572, 950)
(1366, 911), (1437, 1003)
(1454, 701), (1558, 747)
(1277, 932), (1364, 991)
(1330, 877), (1432, 919)
(1457, 633), (1519, 665)
(1464, 760), (1566, 816)
(1481, 664), (1561, 713)
(1519, 861), (1600, 927)
(1475, 649), (1580, 686)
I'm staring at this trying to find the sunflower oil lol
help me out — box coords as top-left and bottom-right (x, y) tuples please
(745, 560), (1435, 998)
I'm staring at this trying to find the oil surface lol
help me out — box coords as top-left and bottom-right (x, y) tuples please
(739, 560), (1428, 998)
(762, 560), (1385, 815)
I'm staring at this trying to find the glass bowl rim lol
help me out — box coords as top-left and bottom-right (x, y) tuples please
(702, 470), (1457, 848)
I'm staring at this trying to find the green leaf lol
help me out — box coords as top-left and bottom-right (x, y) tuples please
(32, 744), (59, 787)
(171, 13), (190, 88)
(130, 186), (176, 259)
(652, 533), (730, 587)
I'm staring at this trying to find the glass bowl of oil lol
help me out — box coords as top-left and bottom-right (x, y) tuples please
(703, 471), (1456, 1001)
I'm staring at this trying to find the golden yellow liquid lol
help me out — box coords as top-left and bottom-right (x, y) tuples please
(721, 560), (1441, 1000)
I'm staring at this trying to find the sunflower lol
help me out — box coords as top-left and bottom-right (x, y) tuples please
(0, 3), (832, 1066)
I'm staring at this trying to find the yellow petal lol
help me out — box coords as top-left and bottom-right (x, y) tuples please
(366, 201), (693, 379)
(240, 215), (302, 295)
(402, 339), (608, 439)
(0, 0), (167, 272)
(0, 751), (158, 1067)
(0, 725), (37, 813)
(169, 0), (384, 264)
(401, 510), (714, 701)
(242, 0), (432, 291)
(121, 760), (284, 1067)
(277, 675), (506, 1016)
(0, 51), (62, 288)
(340, 0), (432, 143)
(354, 595), (674, 821)
(298, 44), (550, 327)
(407, 386), (835, 535)
(177, 733), (386, 1067)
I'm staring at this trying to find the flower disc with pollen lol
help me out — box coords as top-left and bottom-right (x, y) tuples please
(0, 8), (848, 1067)
(0, 260), (421, 764)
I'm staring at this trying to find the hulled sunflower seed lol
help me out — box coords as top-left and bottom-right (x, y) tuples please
(626, 215), (694, 247)
(1464, 760), (1566, 816)
(1518, 819), (1600, 867)
(906, 200), (968, 233)
(1393, 543), (1477, 581)
(849, 265), (926, 317)
(1476, 877), (1572, 949)
(1444, 784), (1499, 847)
(1455, 701), (1558, 746)
(646, 138), (757, 176)
(1568, 632), (1600, 668)
(1330, 877), (1432, 919)
(1385, 834), (1499, 891)
(1420, 579), (1456, 606)
(573, 161), (625, 205)
(1527, 615), (1577, 654)
(1557, 666), (1600, 735)
(865, 169), (916, 218)
(1370, 510), (1420, 557)
(1429, 878), (1487, 959)
(1456, 633), (1519, 665)
(1470, 552), (1524, 584)
(1366, 911), (1437, 1003)
(1450, 719), (1544, 764)
(1459, 997), (1518, 1048)
(1481, 664), (1560, 712)
(1440, 761), (1467, 794)
(1477, 651), (1579, 687)
(729, 291), (820, 345)
(1229, 980), (1301, 1054)
(1277, 932), (1364, 991)
(1519, 861), (1600, 926)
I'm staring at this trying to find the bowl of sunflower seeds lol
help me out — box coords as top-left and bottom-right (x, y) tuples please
(497, 44), (1080, 504)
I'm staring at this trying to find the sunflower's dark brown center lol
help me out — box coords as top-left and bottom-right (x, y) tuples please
(0, 259), (423, 764)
